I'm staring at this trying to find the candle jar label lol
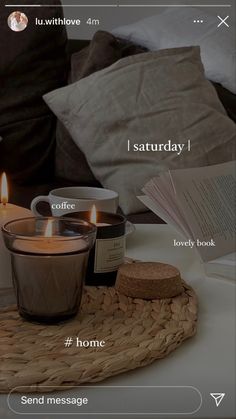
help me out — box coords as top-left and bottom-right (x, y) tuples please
(94, 236), (125, 273)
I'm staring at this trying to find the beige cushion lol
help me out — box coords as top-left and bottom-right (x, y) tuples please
(44, 47), (236, 214)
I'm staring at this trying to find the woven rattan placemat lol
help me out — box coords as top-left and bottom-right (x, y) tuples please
(0, 282), (197, 393)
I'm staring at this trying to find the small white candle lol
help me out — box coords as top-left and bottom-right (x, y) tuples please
(13, 239), (84, 254)
(12, 219), (89, 254)
(0, 173), (32, 289)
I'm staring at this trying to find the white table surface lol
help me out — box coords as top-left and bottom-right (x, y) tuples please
(1, 224), (235, 419)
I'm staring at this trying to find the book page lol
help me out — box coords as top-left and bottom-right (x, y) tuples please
(170, 161), (236, 261)
(138, 195), (189, 238)
(141, 174), (193, 238)
(205, 252), (236, 281)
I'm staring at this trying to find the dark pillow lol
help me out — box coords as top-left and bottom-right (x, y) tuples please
(213, 83), (236, 123)
(0, 0), (67, 183)
(55, 122), (99, 186)
(55, 31), (147, 184)
(70, 30), (147, 82)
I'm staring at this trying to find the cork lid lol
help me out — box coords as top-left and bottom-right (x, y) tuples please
(116, 262), (183, 299)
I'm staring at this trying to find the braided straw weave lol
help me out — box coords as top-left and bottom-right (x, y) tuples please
(0, 282), (197, 393)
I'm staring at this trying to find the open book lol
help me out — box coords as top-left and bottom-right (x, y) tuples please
(139, 161), (236, 279)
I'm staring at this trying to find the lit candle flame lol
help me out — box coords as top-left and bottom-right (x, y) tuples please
(1, 172), (8, 205)
(45, 219), (53, 238)
(90, 205), (97, 224)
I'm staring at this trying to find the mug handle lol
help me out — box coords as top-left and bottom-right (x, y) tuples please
(30, 196), (51, 217)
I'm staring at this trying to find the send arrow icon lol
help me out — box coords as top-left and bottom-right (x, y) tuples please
(210, 393), (225, 407)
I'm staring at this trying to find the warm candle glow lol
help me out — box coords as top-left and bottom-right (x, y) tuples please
(90, 205), (97, 224)
(1, 173), (8, 205)
(45, 219), (53, 238)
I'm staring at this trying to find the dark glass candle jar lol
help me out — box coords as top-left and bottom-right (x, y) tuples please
(66, 212), (126, 286)
(2, 217), (96, 323)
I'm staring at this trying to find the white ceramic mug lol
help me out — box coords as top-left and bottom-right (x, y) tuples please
(31, 187), (119, 217)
